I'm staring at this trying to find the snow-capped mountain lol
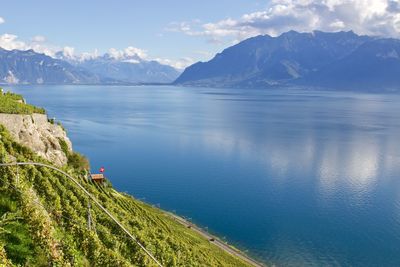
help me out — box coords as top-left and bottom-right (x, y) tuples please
(0, 48), (180, 85)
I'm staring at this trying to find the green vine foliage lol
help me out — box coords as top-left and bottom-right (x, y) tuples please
(0, 123), (251, 266)
(0, 90), (45, 115)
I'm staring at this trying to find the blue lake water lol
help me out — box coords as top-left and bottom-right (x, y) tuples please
(5, 85), (400, 266)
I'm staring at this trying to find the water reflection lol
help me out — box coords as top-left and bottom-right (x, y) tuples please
(195, 91), (400, 209)
(189, 91), (400, 265)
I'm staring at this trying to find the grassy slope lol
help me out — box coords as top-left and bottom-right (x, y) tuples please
(0, 114), (251, 265)
(0, 91), (45, 115)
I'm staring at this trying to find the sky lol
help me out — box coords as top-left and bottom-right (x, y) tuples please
(1, 0), (399, 69)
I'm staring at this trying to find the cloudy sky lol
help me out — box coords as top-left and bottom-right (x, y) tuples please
(1, 0), (399, 69)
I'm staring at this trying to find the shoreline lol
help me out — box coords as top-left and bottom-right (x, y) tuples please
(164, 211), (265, 267)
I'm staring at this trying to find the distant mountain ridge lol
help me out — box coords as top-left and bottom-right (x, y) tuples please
(175, 31), (400, 90)
(0, 48), (180, 85)
(0, 48), (104, 84)
(74, 54), (180, 84)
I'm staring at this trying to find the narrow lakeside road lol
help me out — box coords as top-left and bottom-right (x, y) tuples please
(167, 213), (265, 267)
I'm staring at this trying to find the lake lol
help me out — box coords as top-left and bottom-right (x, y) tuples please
(5, 85), (400, 266)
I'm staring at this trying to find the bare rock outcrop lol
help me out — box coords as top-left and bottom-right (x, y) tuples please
(0, 113), (72, 166)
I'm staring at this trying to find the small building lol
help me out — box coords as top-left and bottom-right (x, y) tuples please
(90, 173), (105, 183)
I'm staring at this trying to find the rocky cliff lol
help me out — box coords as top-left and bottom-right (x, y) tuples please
(0, 113), (72, 166)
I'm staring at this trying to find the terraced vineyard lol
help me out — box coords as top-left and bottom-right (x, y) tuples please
(0, 122), (251, 266)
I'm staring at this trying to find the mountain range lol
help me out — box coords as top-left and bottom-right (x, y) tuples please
(0, 48), (104, 84)
(73, 54), (180, 84)
(175, 31), (400, 91)
(1, 30), (400, 90)
(0, 48), (180, 85)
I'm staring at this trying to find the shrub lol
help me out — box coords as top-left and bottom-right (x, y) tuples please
(68, 152), (90, 172)
(58, 138), (70, 156)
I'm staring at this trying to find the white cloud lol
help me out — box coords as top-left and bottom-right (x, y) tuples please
(0, 33), (29, 50)
(0, 17), (4, 24)
(172, 0), (400, 43)
(62, 46), (75, 59)
(124, 46), (147, 58)
(166, 21), (196, 34)
(0, 33), (149, 62)
(30, 43), (58, 57)
(107, 48), (123, 59)
(0, 33), (183, 69)
(0, 33), (61, 57)
(108, 46), (147, 60)
(329, 20), (346, 30)
(80, 49), (99, 61)
(56, 47), (99, 62)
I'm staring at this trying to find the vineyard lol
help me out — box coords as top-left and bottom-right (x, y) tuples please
(0, 121), (250, 266)
(0, 92), (45, 115)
